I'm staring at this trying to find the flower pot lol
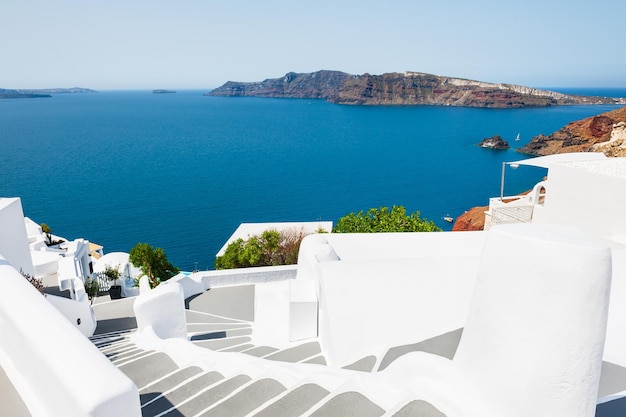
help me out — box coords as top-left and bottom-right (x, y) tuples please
(108, 285), (122, 299)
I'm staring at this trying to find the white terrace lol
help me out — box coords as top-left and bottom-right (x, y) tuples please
(1, 154), (626, 417)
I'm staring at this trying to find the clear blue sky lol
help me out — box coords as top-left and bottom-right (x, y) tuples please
(2, 0), (624, 89)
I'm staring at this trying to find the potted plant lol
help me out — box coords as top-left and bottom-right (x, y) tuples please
(104, 264), (122, 299)
(84, 278), (100, 304)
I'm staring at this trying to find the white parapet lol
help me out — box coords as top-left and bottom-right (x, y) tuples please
(454, 223), (611, 417)
(383, 224), (612, 417)
(0, 198), (34, 276)
(0, 257), (141, 417)
(134, 281), (187, 340)
(45, 288), (97, 337)
(304, 231), (486, 368)
(289, 279), (318, 342)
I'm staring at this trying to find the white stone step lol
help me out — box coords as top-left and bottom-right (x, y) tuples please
(251, 383), (330, 417)
(141, 371), (225, 417)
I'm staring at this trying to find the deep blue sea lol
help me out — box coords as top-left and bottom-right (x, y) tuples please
(1, 88), (624, 270)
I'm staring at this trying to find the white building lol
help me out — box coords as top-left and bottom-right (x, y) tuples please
(0, 198), (34, 276)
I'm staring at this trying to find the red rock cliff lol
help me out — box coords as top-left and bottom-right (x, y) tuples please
(518, 106), (626, 156)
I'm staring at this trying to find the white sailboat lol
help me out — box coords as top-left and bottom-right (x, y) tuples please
(515, 133), (521, 141)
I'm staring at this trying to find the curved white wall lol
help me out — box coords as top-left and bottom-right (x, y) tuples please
(308, 231), (487, 367)
(134, 282), (187, 340)
(454, 224), (611, 417)
(0, 258), (141, 417)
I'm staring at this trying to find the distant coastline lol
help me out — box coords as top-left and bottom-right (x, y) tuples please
(153, 89), (176, 94)
(0, 87), (97, 99)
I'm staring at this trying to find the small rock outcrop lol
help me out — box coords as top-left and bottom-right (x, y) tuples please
(479, 135), (510, 149)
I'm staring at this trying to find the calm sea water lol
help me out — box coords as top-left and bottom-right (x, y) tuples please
(1, 89), (624, 270)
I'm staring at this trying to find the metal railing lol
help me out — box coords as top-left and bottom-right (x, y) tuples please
(92, 271), (111, 291)
(491, 205), (534, 225)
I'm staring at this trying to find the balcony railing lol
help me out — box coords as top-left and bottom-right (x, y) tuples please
(491, 205), (534, 225)
(92, 271), (111, 291)
(486, 190), (543, 227)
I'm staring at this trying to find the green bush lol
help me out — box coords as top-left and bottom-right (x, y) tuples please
(215, 207), (438, 270)
(129, 243), (179, 288)
(215, 229), (307, 270)
(333, 205), (441, 233)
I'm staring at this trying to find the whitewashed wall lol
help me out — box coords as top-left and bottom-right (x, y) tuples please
(303, 231), (487, 367)
(452, 224), (611, 417)
(603, 248), (626, 367)
(0, 258), (141, 417)
(533, 160), (626, 244)
(0, 198), (34, 276)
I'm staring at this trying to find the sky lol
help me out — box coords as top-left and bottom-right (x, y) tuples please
(2, 0), (625, 90)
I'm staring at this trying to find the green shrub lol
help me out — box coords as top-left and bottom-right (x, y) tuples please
(215, 228), (307, 270)
(333, 205), (441, 233)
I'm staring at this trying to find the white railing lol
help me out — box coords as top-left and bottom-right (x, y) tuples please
(487, 192), (542, 227)
(491, 205), (535, 225)
(194, 264), (298, 289)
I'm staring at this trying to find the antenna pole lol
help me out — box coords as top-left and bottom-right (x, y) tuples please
(500, 162), (506, 201)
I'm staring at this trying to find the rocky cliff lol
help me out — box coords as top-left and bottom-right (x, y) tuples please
(518, 106), (626, 157)
(452, 205), (488, 231)
(208, 70), (625, 108)
(210, 70), (353, 100)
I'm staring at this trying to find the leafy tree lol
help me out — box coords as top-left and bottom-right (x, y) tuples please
(333, 205), (441, 233)
(129, 243), (179, 288)
(41, 223), (53, 245)
(215, 229), (306, 270)
(83, 278), (100, 303)
(40, 222), (64, 246)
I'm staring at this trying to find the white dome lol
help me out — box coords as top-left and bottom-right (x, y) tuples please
(93, 252), (129, 273)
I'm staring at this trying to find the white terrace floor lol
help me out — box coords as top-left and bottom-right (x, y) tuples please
(88, 284), (626, 417)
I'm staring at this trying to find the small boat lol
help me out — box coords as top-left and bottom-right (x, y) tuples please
(515, 133), (521, 141)
(444, 215), (454, 223)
